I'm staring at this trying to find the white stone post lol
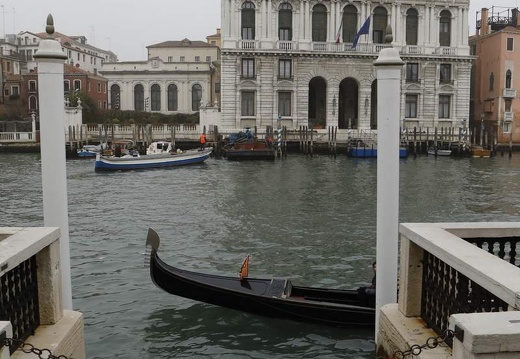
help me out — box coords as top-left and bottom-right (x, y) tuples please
(373, 26), (404, 342)
(31, 111), (36, 140)
(33, 15), (73, 310)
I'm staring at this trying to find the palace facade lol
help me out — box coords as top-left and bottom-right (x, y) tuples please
(219, 0), (472, 131)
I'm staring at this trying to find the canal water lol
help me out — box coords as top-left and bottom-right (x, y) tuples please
(2, 153), (520, 358)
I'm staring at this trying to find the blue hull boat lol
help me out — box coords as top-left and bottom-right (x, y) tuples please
(94, 147), (212, 171)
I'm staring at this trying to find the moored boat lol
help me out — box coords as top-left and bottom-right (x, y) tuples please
(427, 147), (452, 156)
(470, 146), (491, 158)
(145, 228), (375, 327)
(347, 140), (408, 158)
(94, 144), (212, 171)
(77, 144), (103, 158)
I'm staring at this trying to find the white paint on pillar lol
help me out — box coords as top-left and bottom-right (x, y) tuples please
(33, 15), (73, 311)
(373, 28), (404, 343)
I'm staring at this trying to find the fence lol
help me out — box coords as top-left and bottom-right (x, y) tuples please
(378, 222), (520, 358)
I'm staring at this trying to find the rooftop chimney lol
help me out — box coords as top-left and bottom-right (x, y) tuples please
(481, 8), (489, 35)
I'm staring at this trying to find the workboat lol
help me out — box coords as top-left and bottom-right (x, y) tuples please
(145, 228), (375, 327)
(427, 147), (452, 156)
(94, 143), (212, 171)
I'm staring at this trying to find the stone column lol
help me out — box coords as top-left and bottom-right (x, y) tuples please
(33, 15), (73, 310)
(373, 25), (404, 344)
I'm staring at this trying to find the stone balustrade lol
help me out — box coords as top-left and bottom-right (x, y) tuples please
(0, 227), (85, 359)
(378, 222), (520, 358)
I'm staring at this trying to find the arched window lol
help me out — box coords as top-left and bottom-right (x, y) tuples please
(134, 84), (144, 111)
(242, 1), (255, 40)
(29, 95), (38, 111)
(151, 84), (161, 111)
(110, 84), (120, 109)
(406, 8), (418, 45)
(312, 4), (327, 42)
(342, 5), (357, 43)
(168, 84), (178, 111)
(439, 10), (451, 47)
(279, 3), (292, 41)
(373, 6), (388, 44)
(192, 84), (202, 111)
(506, 70), (512, 89)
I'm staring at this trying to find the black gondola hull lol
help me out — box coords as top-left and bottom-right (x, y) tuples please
(150, 251), (375, 327)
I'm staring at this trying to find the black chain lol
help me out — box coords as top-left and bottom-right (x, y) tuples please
(1, 337), (71, 359)
(390, 329), (455, 359)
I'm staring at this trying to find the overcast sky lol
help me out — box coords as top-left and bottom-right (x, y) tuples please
(7, 0), (520, 61)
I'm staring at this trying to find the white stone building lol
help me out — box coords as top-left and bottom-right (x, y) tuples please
(16, 31), (116, 75)
(101, 39), (220, 113)
(219, 0), (473, 131)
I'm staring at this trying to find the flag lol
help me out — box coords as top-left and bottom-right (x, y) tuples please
(335, 21), (343, 44)
(239, 254), (250, 280)
(351, 16), (371, 49)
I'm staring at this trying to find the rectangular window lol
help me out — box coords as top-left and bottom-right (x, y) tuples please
(11, 86), (19, 96)
(241, 58), (255, 78)
(406, 63), (419, 82)
(206, 56), (211, 63)
(195, 56), (200, 62)
(241, 91), (255, 116)
(279, 28), (290, 41)
(278, 92), (292, 116)
(97, 83), (101, 93)
(440, 64), (452, 84)
(505, 99), (512, 112)
(215, 82), (221, 93)
(504, 122), (512, 133)
(242, 27), (254, 40)
(77, 53), (80, 61)
(64, 80), (70, 93)
(27, 50), (33, 61)
(180, 56), (185, 62)
(438, 95), (451, 118)
(507, 37), (514, 51)
(168, 56), (173, 62)
(29, 80), (36, 92)
(405, 94), (418, 118)
(74, 80), (81, 92)
(279, 59), (292, 79)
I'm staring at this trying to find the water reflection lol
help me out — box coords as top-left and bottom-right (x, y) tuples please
(145, 304), (374, 358)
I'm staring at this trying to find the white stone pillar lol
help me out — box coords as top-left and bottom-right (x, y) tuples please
(305, 1), (310, 40)
(268, 0), (273, 40)
(373, 27), (404, 343)
(33, 15), (73, 311)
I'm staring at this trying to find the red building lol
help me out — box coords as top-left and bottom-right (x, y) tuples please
(21, 64), (108, 115)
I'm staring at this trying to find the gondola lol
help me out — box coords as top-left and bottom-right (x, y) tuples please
(146, 228), (376, 327)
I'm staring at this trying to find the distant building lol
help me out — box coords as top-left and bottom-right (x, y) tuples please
(219, 0), (473, 131)
(16, 31), (117, 75)
(469, 6), (520, 144)
(22, 64), (109, 114)
(101, 38), (220, 113)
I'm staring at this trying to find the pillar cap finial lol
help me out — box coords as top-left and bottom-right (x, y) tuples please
(385, 24), (393, 44)
(45, 14), (55, 37)
(34, 14), (67, 60)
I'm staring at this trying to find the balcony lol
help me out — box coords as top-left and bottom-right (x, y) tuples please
(400, 45), (424, 55)
(435, 46), (457, 55)
(277, 41), (295, 51)
(239, 40), (257, 50)
(503, 88), (517, 98)
(504, 111), (514, 122)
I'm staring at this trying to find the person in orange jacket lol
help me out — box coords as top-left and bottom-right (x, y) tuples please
(200, 133), (206, 149)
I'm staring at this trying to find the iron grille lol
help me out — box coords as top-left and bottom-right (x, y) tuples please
(0, 256), (40, 354)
